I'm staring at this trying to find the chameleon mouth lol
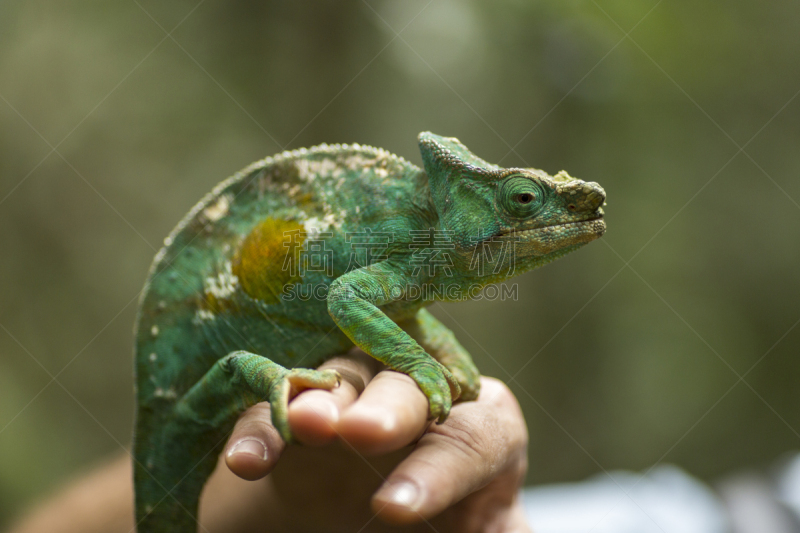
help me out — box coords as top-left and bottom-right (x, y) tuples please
(494, 215), (606, 253)
(542, 214), (605, 235)
(498, 214), (605, 238)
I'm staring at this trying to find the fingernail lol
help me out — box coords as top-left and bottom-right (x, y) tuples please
(376, 480), (421, 510)
(227, 438), (267, 461)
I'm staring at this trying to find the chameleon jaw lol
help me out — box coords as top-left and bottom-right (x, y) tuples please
(497, 216), (606, 253)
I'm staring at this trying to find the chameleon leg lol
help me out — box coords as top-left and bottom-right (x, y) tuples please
(328, 263), (460, 422)
(400, 308), (481, 401)
(176, 351), (340, 441)
(134, 351), (339, 533)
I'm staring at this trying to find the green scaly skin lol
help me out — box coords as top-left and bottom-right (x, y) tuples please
(133, 132), (606, 531)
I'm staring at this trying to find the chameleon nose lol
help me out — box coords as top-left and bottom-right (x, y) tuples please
(567, 182), (605, 213)
(583, 182), (605, 211)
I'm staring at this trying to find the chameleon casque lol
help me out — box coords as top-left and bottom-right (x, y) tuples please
(133, 132), (606, 531)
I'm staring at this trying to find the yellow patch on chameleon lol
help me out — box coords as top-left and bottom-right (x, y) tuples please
(232, 218), (305, 304)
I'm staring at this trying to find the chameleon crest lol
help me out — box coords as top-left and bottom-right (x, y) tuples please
(133, 132), (605, 531)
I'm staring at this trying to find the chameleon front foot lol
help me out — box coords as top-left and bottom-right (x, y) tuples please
(268, 367), (341, 442)
(406, 361), (461, 423)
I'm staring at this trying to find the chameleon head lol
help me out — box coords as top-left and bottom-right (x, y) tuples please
(418, 132), (606, 276)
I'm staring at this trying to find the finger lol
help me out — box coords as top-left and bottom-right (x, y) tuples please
(337, 370), (431, 456)
(371, 377), (528, 525)
(288, 350), (380, 445)
(224, 401), (285, 481)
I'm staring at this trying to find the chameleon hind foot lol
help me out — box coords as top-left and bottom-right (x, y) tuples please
(226, 352), (341, 442)
(189, 351), (341, 442)
(267, 367), (341, 441)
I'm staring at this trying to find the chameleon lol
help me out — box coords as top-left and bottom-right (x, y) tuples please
(132, 132), (606, 531)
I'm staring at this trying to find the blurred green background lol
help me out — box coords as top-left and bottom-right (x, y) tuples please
(2, 0), (799, 526)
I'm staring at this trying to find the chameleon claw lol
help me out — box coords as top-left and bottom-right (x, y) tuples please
(406, 361), (459, 424)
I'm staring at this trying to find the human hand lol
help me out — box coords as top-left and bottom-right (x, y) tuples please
(7, 348), (531, 533)
(200, 348), (531, 533)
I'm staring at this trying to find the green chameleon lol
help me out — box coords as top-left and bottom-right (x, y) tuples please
(133, 132), (606, 531)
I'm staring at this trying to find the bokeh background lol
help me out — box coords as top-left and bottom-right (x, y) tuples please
(2, 0), (799, 527)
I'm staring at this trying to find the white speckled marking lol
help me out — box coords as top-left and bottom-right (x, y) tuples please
(294, 158), (342, 182)
(193, 309), (216, 324)
(204, 261), (239, 300)
(344, 154), (377, 171)
(203, 193), (231, 222)
(153, 387), (178, 399)
(303, 211), (340, 236)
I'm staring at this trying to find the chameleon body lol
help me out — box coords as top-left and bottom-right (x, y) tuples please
(133, 132), (606, 531)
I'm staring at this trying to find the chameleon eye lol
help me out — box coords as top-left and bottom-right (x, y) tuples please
(498, 176), (544, 218)
(517, 193), (534, 204)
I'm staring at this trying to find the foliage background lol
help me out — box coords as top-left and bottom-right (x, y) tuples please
(1, 0), (799, 526)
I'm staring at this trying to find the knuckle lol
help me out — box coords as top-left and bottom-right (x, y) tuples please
(479, 379), (528, 444)
(428, 388), (530, 475)
(430, 416), (491, 467)
(480, 377), (516, 406)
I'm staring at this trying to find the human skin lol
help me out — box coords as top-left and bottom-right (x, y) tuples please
(10, 349), (531, 533)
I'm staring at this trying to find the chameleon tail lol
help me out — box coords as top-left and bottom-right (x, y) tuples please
(133, 405), (233, 532)
(133, 352), (263, 532)
(133, 352), (340, 531)
(134, 351), (342, 531)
